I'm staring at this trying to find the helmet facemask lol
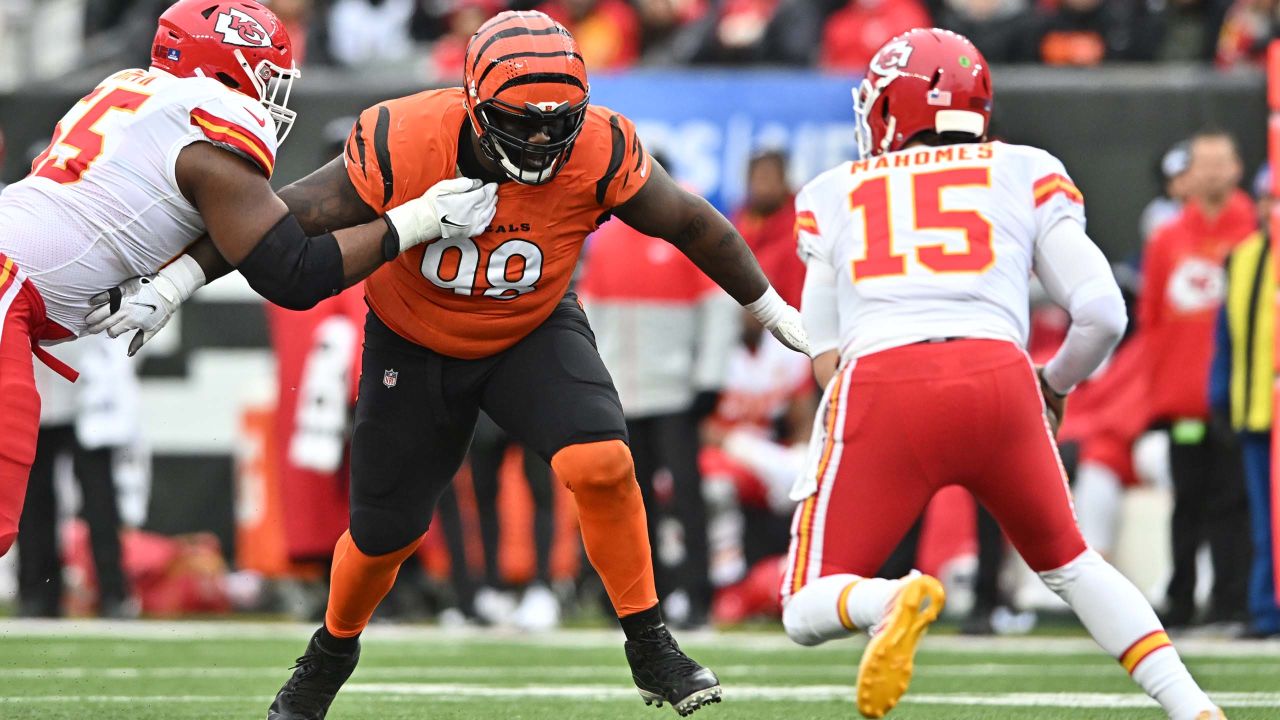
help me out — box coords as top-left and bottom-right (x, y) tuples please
(474, 98), (588, 185)
(853, 75), (896, 158)
(238, 49), (300, 144)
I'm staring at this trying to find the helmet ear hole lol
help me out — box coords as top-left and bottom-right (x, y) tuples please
(215, 71), (241, 89)
(881, 96), (890, 121)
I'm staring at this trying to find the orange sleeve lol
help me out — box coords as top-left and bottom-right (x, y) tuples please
(599, 112), (651, 210)
(344, 104), (396, 215)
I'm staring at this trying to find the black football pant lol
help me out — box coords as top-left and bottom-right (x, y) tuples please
(628, 411), (710, 614)
(470, 411), (554, 587)
(17, 425), (127, 616)
(348, 294), (627, 557)
(1165, 426), (1251, 623)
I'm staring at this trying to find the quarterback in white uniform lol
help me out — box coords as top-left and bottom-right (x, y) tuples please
(779, 28), (1224, 720)
(0, 0), (499, 559)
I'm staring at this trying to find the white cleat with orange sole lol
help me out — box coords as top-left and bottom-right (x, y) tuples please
(855, 573), (946, 718)
(1194, 709), (1228, 720)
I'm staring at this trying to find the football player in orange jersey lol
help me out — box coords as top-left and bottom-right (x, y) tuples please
(93, 10), (808, 718)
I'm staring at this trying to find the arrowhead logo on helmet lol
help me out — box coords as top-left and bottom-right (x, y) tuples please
(215, 8), (271, 48)
(151, 0), (300, 143)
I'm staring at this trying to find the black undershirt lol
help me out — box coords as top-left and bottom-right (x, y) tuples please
(456, 119), (510, 185)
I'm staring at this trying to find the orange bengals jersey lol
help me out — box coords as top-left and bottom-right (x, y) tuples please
(345, 87), (650, 359)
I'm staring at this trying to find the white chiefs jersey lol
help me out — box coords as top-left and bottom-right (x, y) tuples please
(796, 140), (1085, 360)
(0, 67), (277, 337)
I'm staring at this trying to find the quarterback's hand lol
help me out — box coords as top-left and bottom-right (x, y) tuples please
(1037, 365), (1067, 436)
(745, 286), (812, 356)
(85, 256), (204, 357)
(384, 177), (498, 252)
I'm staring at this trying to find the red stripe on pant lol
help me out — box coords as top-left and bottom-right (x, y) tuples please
(0, 256), (40, 556)
(785, 339), (1087, 586)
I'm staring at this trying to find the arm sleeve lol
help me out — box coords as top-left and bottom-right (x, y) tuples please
(801, 258), (840, 357)
(1035, 219), (1128, 394)
(1208, 303), (1232, 417)
(189, 92), (279, 179)
(600, 112), (652, 209)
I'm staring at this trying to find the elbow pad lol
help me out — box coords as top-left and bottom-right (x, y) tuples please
(238, 214), (344, 311)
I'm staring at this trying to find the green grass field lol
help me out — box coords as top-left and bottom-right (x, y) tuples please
(0, 620), (1277, 719)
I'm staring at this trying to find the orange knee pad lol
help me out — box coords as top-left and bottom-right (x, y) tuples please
(551, 439), (634, 494)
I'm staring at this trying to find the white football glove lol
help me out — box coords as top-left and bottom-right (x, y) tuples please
(745, 285), (812, 356)
(85, 255), (204, 357)
(384, 177), (499, 253)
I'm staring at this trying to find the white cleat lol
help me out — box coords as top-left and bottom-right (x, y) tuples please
(474, 586), (518, 627)
(513, 583), (561, 632)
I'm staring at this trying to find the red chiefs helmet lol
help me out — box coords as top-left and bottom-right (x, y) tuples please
(151, 0), (300, 143)
(855, 28), (992, 157)
(464, 10), (589, 184)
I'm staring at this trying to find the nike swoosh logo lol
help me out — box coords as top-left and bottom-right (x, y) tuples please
(136, 303), (158, 313)
(245, 109), (267, 127)
(439, 215), (466, 228)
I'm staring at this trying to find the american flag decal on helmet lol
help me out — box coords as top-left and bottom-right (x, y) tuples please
(927, 88), (952, 106)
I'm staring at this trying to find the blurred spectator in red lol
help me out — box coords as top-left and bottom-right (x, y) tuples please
(819, 0), (931, 72)
(936, 0), (1037, 62)
(428, 0), (500, 81)
(272, 0), (314, 64)
(1215, 0), (1277, 67)
(1140, 128), (1254, 628)
(538, 0), (642, 69)
(732, 150), (804, 307)
(683, 0), (827, 65)
(579, 154), (739, 628)
(1036, 0), (1166, 65)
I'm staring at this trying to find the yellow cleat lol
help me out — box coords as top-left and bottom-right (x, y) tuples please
(855, 573), (946, 718)
(1194, 709), (1227, 720)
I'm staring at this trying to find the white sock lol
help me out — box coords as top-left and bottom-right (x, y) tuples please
(782, 574), (900, 646)
(1039, 550), (1215, 720)
(1074, 461), (1123, 556)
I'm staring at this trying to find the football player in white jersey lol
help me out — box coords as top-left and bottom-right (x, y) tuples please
(780, 29), (1224, 720)
(0, 0), (498, 558)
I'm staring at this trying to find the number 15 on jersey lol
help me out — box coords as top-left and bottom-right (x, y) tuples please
(847, 167), (995, 282)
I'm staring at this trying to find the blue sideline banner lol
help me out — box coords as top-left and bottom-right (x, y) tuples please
(590, 70), (861, 213)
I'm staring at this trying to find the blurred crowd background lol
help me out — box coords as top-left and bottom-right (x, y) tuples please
(5, 0), (1280, 89)
(0, 0), (1278, 645)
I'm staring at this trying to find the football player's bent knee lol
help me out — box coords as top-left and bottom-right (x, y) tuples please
(551, 440), (634, 494)
(1038, 548), (1103, 595)
(349, 506), (430, 557)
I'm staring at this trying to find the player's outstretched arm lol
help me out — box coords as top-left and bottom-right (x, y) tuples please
(85, 144), (496, 354)
(613, 161), (811, 355)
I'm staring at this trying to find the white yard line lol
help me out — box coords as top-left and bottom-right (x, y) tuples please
(2, 688), (1277, 708)
(0, 662), (1275, 681)
(1, 619), (1277, 657)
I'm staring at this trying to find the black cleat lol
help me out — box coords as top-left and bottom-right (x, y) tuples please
(625, 624), (722, 716)
(267, 629), (360, 720)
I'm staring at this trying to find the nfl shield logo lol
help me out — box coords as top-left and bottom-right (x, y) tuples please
(383, 369), (399, 388)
